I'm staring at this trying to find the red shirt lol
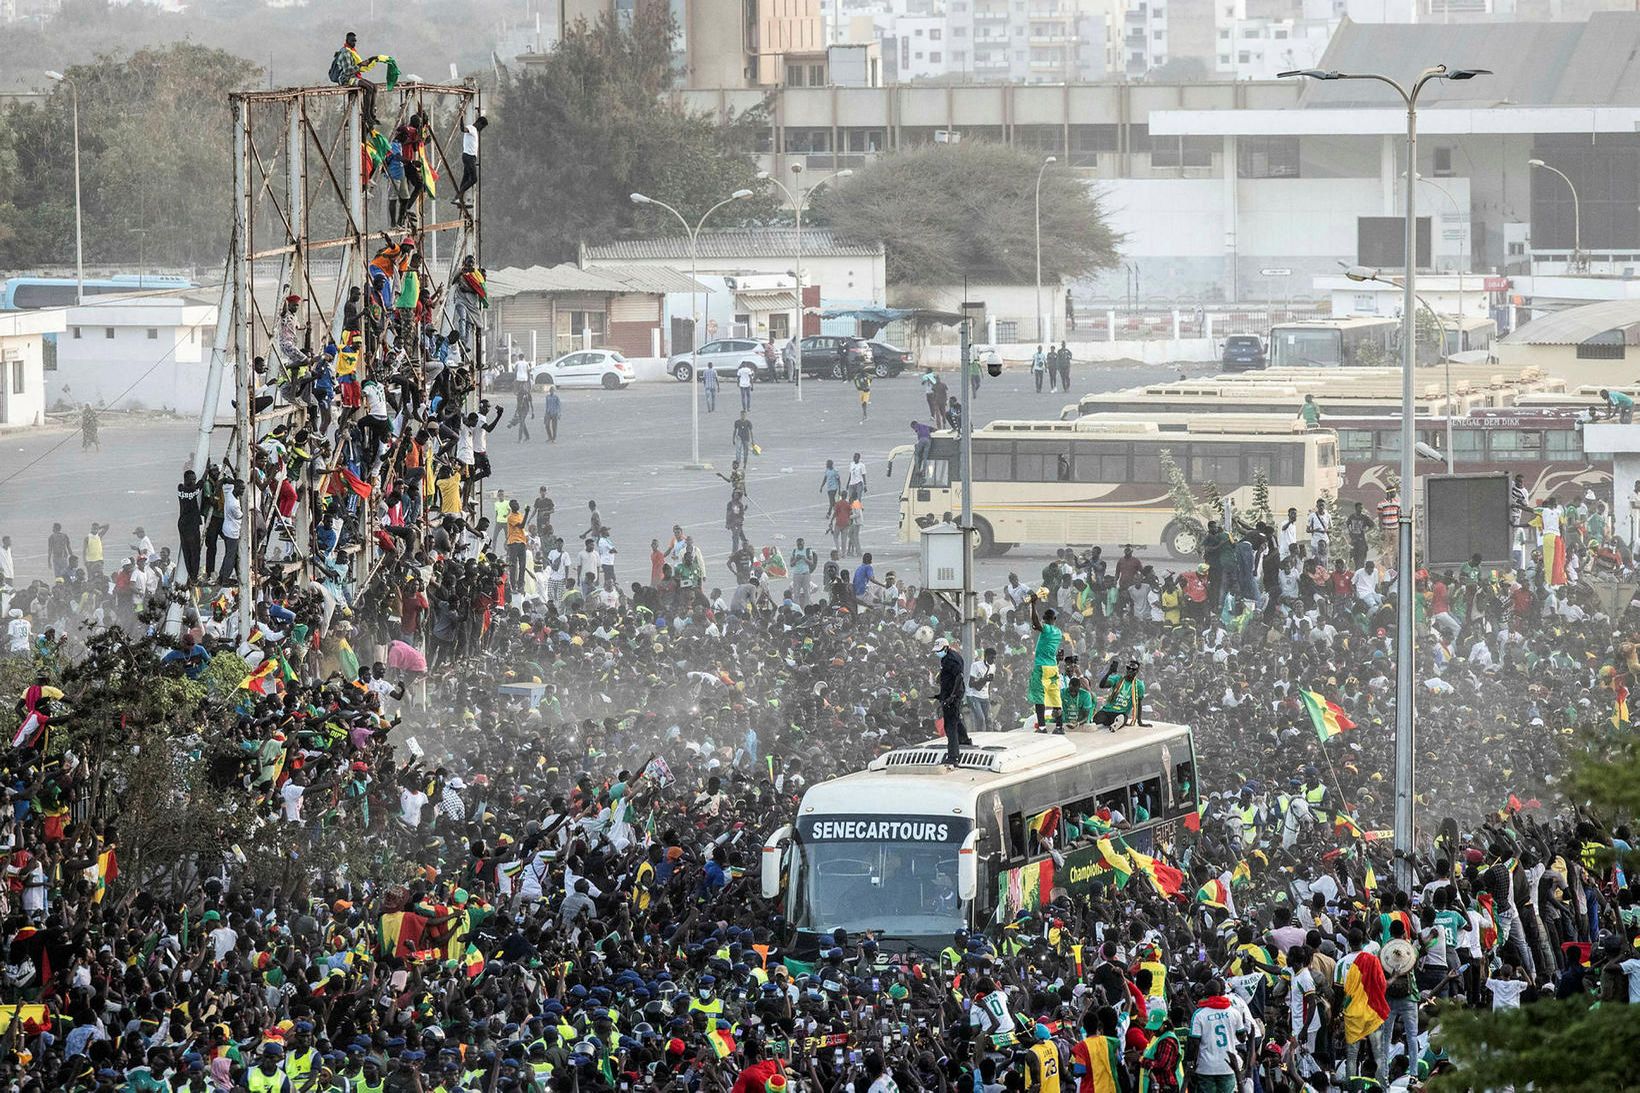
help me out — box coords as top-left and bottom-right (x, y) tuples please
(730, 1060), (782, 1093)
(832, 499), (852, 529)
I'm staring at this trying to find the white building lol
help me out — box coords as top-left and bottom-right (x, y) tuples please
(0, 309), (63, 429)
(579, 228), (886, 346)
(52, 297), (218, 413)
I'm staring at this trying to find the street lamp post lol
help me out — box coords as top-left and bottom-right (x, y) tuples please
(1035, 155), (1058, 344)
(45, 70), (84, 305)
(630, 189), (753, 469)
(756, 165), (852, 403)
(1282, 63), (1490, 891)
(1345, 263), (1456, 472)
(1528, 158), (1582, 272)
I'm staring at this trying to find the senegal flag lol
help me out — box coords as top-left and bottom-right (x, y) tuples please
(462, 944), (486, 979)
(1093, 838), (1133, 888)
(1125, 842), (1184, 899)
(378, 911), (429, 958)
(239, 659), (279, 696)
(1196, 877), (1231, 910)
(1301, 689), (1356, 742)
(706, 1022), (736, 1059)
(1614, 680), (1630, 730)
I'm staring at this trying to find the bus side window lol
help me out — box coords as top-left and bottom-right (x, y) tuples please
(1007, 813), (1027, 860)
(1097, 788), (1128, 825)
(1130, 778), (1161, 823)
(1173, 760), (1195, 813)
(1056, 452), (1072, 481)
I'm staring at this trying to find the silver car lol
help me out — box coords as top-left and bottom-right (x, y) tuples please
(667, 339), (778, 383)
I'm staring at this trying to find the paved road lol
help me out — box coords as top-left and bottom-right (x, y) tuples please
(0, 362), (1198, 588)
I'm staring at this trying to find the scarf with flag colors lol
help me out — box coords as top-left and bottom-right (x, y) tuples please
(1301, 688), (1356, 741)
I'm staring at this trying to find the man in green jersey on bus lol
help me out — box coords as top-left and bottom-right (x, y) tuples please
(1027, 592), (1072, 733)
(1093, 656), (1149, 732)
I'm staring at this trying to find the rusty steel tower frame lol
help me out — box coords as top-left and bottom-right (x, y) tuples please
(198, 80), (483, 634)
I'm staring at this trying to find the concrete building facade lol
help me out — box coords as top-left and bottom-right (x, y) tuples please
(682, 15), (1640, 305)
(0, 310), (62, 429)
(50, 298), (216, 413)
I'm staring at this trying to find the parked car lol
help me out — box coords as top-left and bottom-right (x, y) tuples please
(1221, 334), (1267, 371)
(864, 341), (913, 377)
(799, 335), (874, 379)
(667, 338), (778, 383)
(529, 349), (634, 390)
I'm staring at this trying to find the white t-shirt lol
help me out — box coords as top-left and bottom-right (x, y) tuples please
(462, 122), (479, 157)
(209, 925), (239, 962)
(280, 782), (305, 822)
(1487, 978), (1526, 1010)
(737, 363), (755, 389)
(398, 787), (428, 828)
(578, 549), (600, 580)
(1190, 1001), (1249, 1076)
(848, 460), (867, 486)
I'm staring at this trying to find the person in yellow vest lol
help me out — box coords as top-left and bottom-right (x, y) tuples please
(284, 1022), (320, 1089)
(1136, 1009), (1183, 1093)
(1024, 1023), (1064, 1093)
(1070, 1006), (1127, 1093)
(248, 1042), (295, 1093)
(1302, 768), (1329, 826)
(352, 1055), (386, 1093)
(1233, 789), (1259, 850)
(687, 974), (724, 1020)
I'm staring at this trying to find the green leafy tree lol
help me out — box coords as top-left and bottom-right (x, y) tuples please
(1160, 448), (1203, 544)
(484, 6), (775, 266)
(1250, 468), (1273, 528)
(1431, 732), (1640, 1091)
(809, 140), (1122, 285)
(0, 43), (253, 269)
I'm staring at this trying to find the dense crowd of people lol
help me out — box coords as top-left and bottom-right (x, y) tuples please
(3, 445), (1638, 1093)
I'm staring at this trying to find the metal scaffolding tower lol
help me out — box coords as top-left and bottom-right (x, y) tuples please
(195, 80), (483, 635)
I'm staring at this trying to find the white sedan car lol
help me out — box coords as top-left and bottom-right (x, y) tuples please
(529, 349), (634, 390)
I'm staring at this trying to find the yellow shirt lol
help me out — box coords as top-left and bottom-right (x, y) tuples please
(1029, 1041), (1061, 1093)
(436, 473), (463, 515)
(84, 534), (103, 564)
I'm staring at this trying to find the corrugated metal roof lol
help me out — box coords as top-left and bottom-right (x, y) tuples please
(486, 263), (704, 301)
(583, 228), (882, 261)
(1501, 299), (1640, 346)
(734, 289), (799, 310)
(1305, 13), (1640, 109)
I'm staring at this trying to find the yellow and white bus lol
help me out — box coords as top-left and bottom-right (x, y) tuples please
(896, 414), (1341, 558)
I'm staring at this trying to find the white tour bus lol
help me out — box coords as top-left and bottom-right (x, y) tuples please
(761, 726), (1197, 959)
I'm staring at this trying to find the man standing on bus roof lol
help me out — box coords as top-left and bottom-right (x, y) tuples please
(1093, 657), (1148, 733)
(1601, 388), (1633, 423)
(934, 636), (970, 764)
(1300, 394), (1322, 429)
(1027, 592), (1071, 733)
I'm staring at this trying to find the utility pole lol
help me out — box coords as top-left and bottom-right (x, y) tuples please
(959, 303), (980, 685)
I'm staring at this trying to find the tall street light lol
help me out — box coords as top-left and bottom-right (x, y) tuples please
(630, 188), (753, 469)
(1035, 155), (1058, 344)
(1281, 62), (1490, 891)
(1345, 263), (1454, 473)
(1528, 157), (1582, 272)
(756, 164), (852, 403)
(45, 70), (84, 306)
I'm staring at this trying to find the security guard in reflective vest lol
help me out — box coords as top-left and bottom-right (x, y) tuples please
(1303, 769), (1329, 825)
(687, 974), (724, 1019)
(285, 1022), (319, 1088)
(352, 1055), (386, 1093)
(248, 1043), (295, 1093)
(1235, 790), (1259, 849)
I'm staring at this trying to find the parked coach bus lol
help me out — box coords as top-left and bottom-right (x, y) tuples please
(1329, 407), (1609, 505)
(1268, 317), (1400, 368)
(760, 726), (1197, 959)
(895, 414), (1340, 558)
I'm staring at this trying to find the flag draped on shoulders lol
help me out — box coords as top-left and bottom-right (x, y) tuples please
(378, 910), (429, 958)
(1339, 951), (1390, 1044)
(1301, 689), (1357, 742)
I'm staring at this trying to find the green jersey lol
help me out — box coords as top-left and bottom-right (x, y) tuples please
(1033, 623), (1063, 667)
(1100, 677), (1145, 714)
(1068, 686), (1095, 724)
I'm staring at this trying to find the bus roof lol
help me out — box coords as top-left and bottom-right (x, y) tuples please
(1270, 316), (1401, 330)
(796, 726), (1192, 819)
(975, 414), (1322, 440)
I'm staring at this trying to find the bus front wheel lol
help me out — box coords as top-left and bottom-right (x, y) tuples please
(1163, 520), (1201, 561)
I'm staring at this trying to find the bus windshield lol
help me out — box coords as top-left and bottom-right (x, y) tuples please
(1271, 328), (1341, 367)
(791, 818), (970, 939)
